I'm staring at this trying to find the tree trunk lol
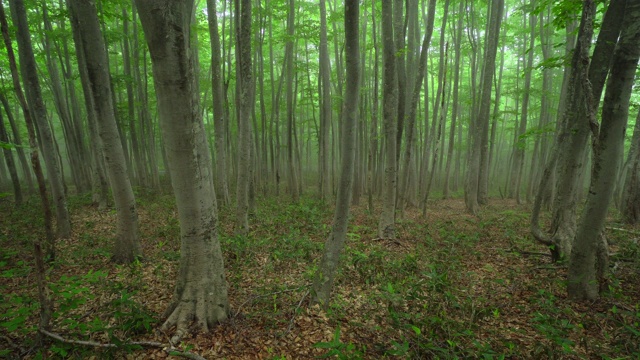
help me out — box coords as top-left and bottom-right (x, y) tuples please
(465, 0), (503, 214)
(621, 109), (640, 224)
(398, 0), (436, 211)
(0, 2), (55, 259)
(234, 0), (253, 235)
(510, 9), (536, 204)
(318, 0), (331, 200)
(378, 0), (398, 239)
(68, 0), (142, 264)
(568, 0), (640, 299)
(0, 92), (33, 193)
(443, 0), (464, 199)
(531, 0), (624, 260)
(393, 0), (406, 162)
(207, 0), (230, 206)
(66, 1), (109, 210)
(41, 5), (88, 193)
(122, 7), (146, 188)
(285, 0), (299, 202)
(135, 0), (229, 339)
(9, 0), (71, 239)
(313, 0), (359, 306)
(0, 109), (22, 204)
(367, 0), (379, 211)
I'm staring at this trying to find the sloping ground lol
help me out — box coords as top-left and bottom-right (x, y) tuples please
(1, 193), (639, 359)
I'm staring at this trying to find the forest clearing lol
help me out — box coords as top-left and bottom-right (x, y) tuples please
(1, 194), (639, 359)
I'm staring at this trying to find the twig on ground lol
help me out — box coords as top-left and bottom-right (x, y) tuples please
(372, 238), (407, 248)
(498, 247), (552, 258)
(39, 329), (206, 360)
(609, 253), (637, 262)
(283, 289), (310, 336)
(234, 284), (310, 318)
(606, 227), (640, 235)
(518, 251), (552, 257)
(533, 265), (559, 270)
(0, 334), (25, 353)
(609, 302), (634, 312)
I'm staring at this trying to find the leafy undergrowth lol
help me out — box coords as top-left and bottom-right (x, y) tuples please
(1, 192), (639, 359)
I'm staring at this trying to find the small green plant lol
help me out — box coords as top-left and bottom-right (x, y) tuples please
(0, 294), (38, 334)
(530, 290), (576, 355)
(314, 326), (363, 359)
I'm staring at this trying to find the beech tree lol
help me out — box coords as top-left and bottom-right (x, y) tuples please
(206, 0), (230, 206)
(313, 0), (359, 306)
(135, 0), (229, 339)
(8, 0), (71, 239)
(67, 0), (142, 264)
(377, 0), (398, 239)
(531, 0), (625, 260)
(465, 0), (504, 215)
(568, 0), (640, 300)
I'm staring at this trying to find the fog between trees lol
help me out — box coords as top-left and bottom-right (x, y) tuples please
(0, 0), (639, 353)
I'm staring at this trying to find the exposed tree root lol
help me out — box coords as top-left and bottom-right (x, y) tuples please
(40, 329), (206, 360)
(161, 287), (228, 344)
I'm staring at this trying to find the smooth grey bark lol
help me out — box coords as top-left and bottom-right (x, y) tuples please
(527, 10), (554, 202)
(398, 0), (436, 211)
(9, 0), (71, 239)
(510, 9), (536, 204)
(206, 0), (230, 206)
(443, 0), (464, 199)
(568, 1), (640, 299)
(367, 0), (379, 211)
(122, 7), (146, 188)
(41, 5), (89, 193)
(531, 0), (624, 260)
(235, 0), (253, 235)
(0, 3), (55, 260)
(55, 8), (89, 194)
(67, 0), (108, 210)
(488, 25), (506, 187)
(465, 0), (503, 214)
(0, 91), (32, 193)
(256, 5), (268, 197)
(313, 0), (359, 307)
(393, 0), (406, 160)
(135, 0), (229, 339)
(68, 0), (142, 264)
(378, 0), (398, 239)
(621, 109), (640, 224)
(0, 108), (22, 204)
(318, 0), (331, 200)
(423, 43), (449, 212)
(285, 0), (299, 202)
(132, 6), (161, 190)
(424, 0), (450, 198)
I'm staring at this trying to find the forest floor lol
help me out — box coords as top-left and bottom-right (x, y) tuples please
(1, 191), (639, 359)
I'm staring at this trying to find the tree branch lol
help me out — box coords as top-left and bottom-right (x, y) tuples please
(39, 329), (206, 360)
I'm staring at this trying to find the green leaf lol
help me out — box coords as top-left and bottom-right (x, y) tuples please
(411, 325), (421, 335)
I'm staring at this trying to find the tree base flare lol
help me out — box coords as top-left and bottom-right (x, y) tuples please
(162, 288), (228, 344)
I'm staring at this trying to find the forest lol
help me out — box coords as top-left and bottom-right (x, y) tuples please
(1, 0), (640, 358)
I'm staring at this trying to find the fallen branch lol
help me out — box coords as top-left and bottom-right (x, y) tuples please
(606, 227), (640, 236)
(39, 329), (206, 360)
(499, 247), (552, 258)
(518, 251), (552, 258)
(234, 284), (310, 318)
(534, 264), (561, 270)
(609, 253), (637, 262)
(284, 289), (310, 336)
(0, 334), (25, 354)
